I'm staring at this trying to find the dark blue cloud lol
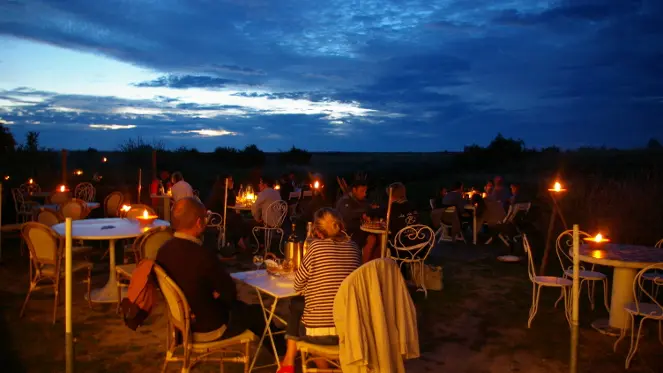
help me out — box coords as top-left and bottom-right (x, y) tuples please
(1, 0), (663, 151)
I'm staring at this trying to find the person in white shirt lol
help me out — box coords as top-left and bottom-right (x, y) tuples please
(251, 177), (281, 224)
(170, 172), (194, 202)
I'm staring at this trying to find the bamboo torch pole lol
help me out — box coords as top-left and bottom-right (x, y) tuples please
(137, 169), (142, 204)
(222, 177), (228, 248)
(570, 224), (580, 373)
(65, 217), (74, 373)
(0, 183), (3, 263)
(383, 186), (393, 258)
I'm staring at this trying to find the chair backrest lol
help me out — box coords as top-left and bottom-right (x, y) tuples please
(60, 199), (88, 220)
(126, 204), (157, 219)
(11, 188), (26, 212)
(153, 264), (190, 339)
(104, 191), (124, 217)
(428, 199), (435, 210)
(302, 190), (313, 198)
(37, 208), (63, 227)
(264, 200), (288, 228)
(137, 226), (174, 261)
(522, 234), (537, 281)
(390, 224), (435, 262)
(21, 222), (60, 266)
(555, 229), (592, 270)
(207, 212), (223, 230)
(288, 191), (301, 200)
(655, 239), (663, 248)
(74, 182), (95, 202)
(502, 202), (531, 224)
(632, 264), (663, 317)
(19, 182), (40, 195)
(483, 200), (506, 225)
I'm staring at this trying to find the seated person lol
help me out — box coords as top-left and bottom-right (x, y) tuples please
(431, 186), (448, 209)
(335, 180), (370, 246)
(430, 186), (448, 229)
(509, 183), (528, 205)
(251, 176), (281, 225)
(278, 208), (361, 373)
(156, 198), (284, 353)
(170, 171), (194, 202)
(205, 175), (245, 250)
(484, 180), (494, 196)
(279, 173), (295, 202)
(487, 176), (511, 210)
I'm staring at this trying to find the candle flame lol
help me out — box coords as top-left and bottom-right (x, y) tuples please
(275, 184), (281, 190)
(102, 157), (108, 163)
(59, 185), (65, 192)
(74, 169), (83, 176)
(29, 178), (33, 184)
(121, 205), (131, 212)
(594, 233), (603, 242)
(3, 175), (9, 180)
(142, 209), (149, 219)
(553, 182), (561, 192)
(313, 181), (320, 189)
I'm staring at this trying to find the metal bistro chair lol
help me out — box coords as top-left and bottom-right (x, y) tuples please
(522, 234), (572, 328)
(19, 182), (41, 196)
(613, 263), (663, 369)
(555, 229), (610, 312)
(389, 224), (436, 297)
(74, 182), (96, 202)
(252, 200), (287, 254)
(437, 207), (466, 243)
(486, 202), (531, 247)
(11, 188), (35, 223)
(206, 212), (224, 252)
(115, 226), (173, 312)
(641, 239), (663, 298)
(154, 264), (256, 373)
(20, 222), (92, 324)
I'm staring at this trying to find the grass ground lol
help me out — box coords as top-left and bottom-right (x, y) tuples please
(1, 237), (662, 373)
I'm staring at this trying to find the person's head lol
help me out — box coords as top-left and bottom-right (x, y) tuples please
(171, 171), (184, 184)
(388, 182), (406, 202)
(259, 176), (275, 191)
(451, 181), (463, 192)
(312, 208), (349, 242)
(351, 180), (368, 201)
(485, 180), (494, 192)
(510, 183), (520, 194)
(494, 176), (504, 187)
(439, 186), (448, 196)
(171, 197), (207, 237)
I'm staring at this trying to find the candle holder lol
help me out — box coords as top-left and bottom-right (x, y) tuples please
(540, 180), (569, 274)
(135, 209), (158, 227)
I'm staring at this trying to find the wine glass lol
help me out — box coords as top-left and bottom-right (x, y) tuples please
(252, 255), (264, 275)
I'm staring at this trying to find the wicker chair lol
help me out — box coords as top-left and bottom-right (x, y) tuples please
(74, 182), (96, 202)
(153, 264), (256, 373)
(20, 222), (92, 324)
(60, 199), (90, 220)
(104, 191), (124, 217)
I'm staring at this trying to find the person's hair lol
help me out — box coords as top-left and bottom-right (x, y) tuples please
(171, 197), (206, 231)
(172, 171), (184, 183)
(313, 208), (350, 242)
(494, 176), (504, 186)
(261, 176), (275, 187)
(452, 181), (463, 191)
(351, 180), (367, 189)
(486, 180), (494, 186)
(388, 182), (406, 200)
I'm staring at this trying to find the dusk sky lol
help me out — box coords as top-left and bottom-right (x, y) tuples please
(1, 0), (662, 152)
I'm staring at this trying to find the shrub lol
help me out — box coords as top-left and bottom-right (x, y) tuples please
(278, 146), (312, 165)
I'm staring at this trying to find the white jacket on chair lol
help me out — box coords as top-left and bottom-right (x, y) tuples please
(333, 258), (420, 373)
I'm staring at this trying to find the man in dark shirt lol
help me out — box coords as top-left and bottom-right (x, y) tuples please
(156, 197), (284, 352)
(336, 181), (370, 242)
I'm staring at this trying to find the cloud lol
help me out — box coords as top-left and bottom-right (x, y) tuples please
(170, 129), (238, 137)
(0, 0), (662, 151)
(133, 74), (244, 89)
(89, 124), (136, 130)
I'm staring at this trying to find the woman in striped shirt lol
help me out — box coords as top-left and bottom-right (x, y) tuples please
(278, 207), (361, 373)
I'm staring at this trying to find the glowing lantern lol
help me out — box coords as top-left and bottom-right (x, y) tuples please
(28, 178), (34, 184)
(74, 169), (83, 176)
(587, 233), (610, 243)
(102, 157), (108, 163)
(142, 210), (149, 219)
(275, 184), (281, 190)
(548, 180), (566, 193)
(3, 175), (9, 181)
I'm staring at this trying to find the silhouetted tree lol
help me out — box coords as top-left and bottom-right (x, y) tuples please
(647, 138), (662, 149)
(239, 144), (266, 167)
(25, 131), (40, 152)
(0, 124), (16, 154)
(279, 146), (312, 165)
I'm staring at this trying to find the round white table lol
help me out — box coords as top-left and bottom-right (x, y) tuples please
(40, 202), (100, 211)
(53, 218), (169, 303)
(228, 205), (252, 211)
(574, 243), (663, 336)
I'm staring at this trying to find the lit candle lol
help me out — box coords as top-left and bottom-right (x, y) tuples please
(102, 157), (108, 163)
(275, 184), (281, 190)
(59, 185), (66, 192)
(313, 180), (320, 189)
(29, 178), (34, 184)
(548, 180), (566, 193)
(3, 175), (9, 181)
(142, 209), (149, 219)
(74, 169), (83, 176)
(587, 233), (610, 243)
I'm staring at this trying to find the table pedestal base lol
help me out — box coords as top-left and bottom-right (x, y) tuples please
(86, 285), (127, 303)
(591, 319), (621, 337)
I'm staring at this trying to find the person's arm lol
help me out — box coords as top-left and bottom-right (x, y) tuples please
(205, 251), (237, 303)
(294, 242), (314, 293)
(252, 192), (263, 221)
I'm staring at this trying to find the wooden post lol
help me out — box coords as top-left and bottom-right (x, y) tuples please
(0, 183), (3, 263)
(61, 150), (68, 186)
(540, 192), (568, 275)
(137, 169), (142, 204)
(151, 150), (157, 180)
(65, 218), (74, 373)
(570, 225), (580, 373)
(222, 177), (228, 247)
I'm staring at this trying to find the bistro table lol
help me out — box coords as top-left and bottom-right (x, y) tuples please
(228, 205), (252, 212)
(53, 218), (169, 303)
(231, 270), (298, 371)
(361, 224), (389, 258)
(150, 194), (172, 221)
(40, 202), (100, 211)
(573, 243), (663, 336)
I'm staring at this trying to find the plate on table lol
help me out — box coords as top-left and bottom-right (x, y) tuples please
(497, 255), (521, 263)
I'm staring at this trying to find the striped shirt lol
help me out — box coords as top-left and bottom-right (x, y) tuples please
(294, 238), (361, 328)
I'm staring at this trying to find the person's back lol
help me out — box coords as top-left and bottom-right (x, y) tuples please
(389, 199), (419, 238)
(295, 238), (360, 328)
(442, 190), (465, 212)
(171, 172), (194, 202)
(156, 234), (237, 333)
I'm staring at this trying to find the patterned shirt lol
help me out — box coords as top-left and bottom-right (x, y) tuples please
(294, 238), (361, 328)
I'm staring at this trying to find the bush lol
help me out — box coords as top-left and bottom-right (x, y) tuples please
(278, 146), (312, 165)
